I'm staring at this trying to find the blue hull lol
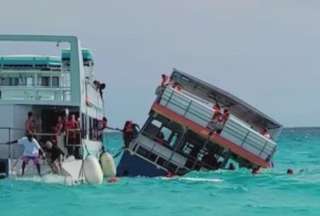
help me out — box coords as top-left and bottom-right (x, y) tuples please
(117, 150), (167, 177)
(0, 159), (8, 178)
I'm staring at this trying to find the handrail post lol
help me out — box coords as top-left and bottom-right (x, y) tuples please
(8, 128), (11, 160)
(183, 100), (192, 117)
(165, 87), (175, 106)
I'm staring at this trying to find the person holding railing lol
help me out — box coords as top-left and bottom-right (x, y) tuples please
(45, 140), (65, 174)
(222, 109), (230, 124)
(208, 104), (223, 133)
(121, 121), (140, 148)
(97, 117), (118, 140)
(7, 132), (45, 176)
(261, 128), (271, 139)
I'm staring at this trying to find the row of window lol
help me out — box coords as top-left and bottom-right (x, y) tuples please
(0, 76), (60, 87)
(81, 113), (103, 141)
(141, 115), (225, 172)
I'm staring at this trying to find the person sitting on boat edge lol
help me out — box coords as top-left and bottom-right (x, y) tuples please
(7, 132), (45, 176)
(45, 140), (65, 174)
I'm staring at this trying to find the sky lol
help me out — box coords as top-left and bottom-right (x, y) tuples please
(1, 0), (320, 127)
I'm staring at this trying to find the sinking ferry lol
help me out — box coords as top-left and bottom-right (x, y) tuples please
(117, 69), (282, 177)
(0, 35), (116, 184)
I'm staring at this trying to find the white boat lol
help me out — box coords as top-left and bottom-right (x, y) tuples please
(0, 35), (113, 184)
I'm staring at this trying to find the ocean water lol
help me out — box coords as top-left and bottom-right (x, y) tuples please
(1, 128), (320, 216)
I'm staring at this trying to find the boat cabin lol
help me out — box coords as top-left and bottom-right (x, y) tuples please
(117, 69), (282, 177)
(0, 35), (107, 178)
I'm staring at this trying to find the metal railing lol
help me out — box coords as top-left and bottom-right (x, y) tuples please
(0, 86), (71, 102)
(0, 127), (85, 160)
(220, 116), (277, 161)
(158, 86), (277, 162)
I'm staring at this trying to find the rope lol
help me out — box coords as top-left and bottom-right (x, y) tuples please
(113, 147), (125, 159)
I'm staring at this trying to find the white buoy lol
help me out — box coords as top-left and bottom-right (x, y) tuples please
(100, 152), (116, 177)
(83, 155), (103, 184)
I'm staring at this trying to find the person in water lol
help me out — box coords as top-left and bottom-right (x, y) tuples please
(45, 141), (65, 174)
(287, 168), (294, 175)
(7, 132), (45, 176)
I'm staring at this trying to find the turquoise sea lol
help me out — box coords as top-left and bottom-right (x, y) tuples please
(1, 128), (320, 216)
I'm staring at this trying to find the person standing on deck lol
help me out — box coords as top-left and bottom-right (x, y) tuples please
(25, 112), (35, 134)
(7, 132), (45, 176)
(55, 116), (65, 152)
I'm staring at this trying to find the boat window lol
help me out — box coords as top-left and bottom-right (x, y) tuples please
(26, 77), (33, 86)
(179, 130), (206, 161)
(52, 76), (59, 87)
(151, 119), (162, 128)
(40, 76), (49, 87)
(159, 127), (171, 141)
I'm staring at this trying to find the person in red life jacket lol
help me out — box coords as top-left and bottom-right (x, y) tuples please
(122, 121), (140, 148)
(261, 128), (271, 139)
(25, 112), (35, 134)
(172, 82), (182, 91)
(156, 74), (169, 103)
(222, 109), (230, 124)
(251, 166), (261, 175)
(208, 104), (224, 133)
(212, 104), (221, 121)
(65, 114), (79, 156)
(160, 74), (169, 86)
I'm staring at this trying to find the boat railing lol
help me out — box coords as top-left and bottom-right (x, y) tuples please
(158, 86), (277, 162)
(0, 86), (71, 102)
(130, 132), (219, 174)
(0, 127), (84, 160)
(159, 87), (213, 127)
(221, 116), (277, 161)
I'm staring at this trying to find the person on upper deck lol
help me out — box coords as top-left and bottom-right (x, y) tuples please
(160, 74), (169, 87)
(212, 104), (222, 120)
(25, 112), (35, 134)
(222, 109), (230, 124)
(261, 128), (271, 139)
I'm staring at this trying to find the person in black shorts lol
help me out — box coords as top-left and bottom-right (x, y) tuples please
(45, 141), (65, 174)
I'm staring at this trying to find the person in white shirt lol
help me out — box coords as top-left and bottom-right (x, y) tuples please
(8, 133), (45, 176)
